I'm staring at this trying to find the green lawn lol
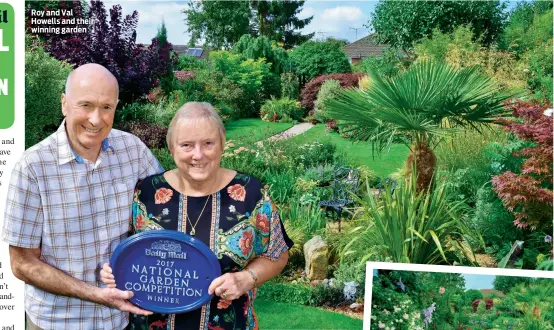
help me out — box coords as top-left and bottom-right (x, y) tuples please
(254, 299), (363, 329)
(291, 124), (409, 177)
(225, 119), (293, 147)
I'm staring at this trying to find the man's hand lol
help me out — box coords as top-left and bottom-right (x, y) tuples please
(95, 287), (153, 316)
(9, 246), (152, 315)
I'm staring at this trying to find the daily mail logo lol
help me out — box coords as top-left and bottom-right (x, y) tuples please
(0, 4), (13, 129)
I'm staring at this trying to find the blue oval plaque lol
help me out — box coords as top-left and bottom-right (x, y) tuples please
(110, 230), (221, 314)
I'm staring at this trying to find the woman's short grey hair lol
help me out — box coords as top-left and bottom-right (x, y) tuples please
(166, 102), (226, 151)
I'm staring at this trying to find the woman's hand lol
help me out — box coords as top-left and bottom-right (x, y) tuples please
(100, 262), (116, 288)
(208, 271), (255, 301)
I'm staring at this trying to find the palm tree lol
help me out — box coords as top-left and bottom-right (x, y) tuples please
(325, 61), (512, 192)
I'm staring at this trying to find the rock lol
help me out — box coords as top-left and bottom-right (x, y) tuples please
(303, 235), (329, 280)
(322, 278), (329, 286)
(350, 303), (363, 312)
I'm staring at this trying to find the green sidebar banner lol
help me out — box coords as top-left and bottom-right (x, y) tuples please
(0, 3), (13, 129)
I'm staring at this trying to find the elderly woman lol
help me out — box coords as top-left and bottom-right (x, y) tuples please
(102, 102), (292, 329)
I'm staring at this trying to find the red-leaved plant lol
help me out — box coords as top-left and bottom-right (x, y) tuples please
(300, 73), (365, 114)
(491, 101), (553, 230)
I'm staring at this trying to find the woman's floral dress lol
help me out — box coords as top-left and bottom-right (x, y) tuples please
(127, 172), (293, 330)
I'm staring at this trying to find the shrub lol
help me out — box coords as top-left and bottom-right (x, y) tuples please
(257, 281), (345, 307)
(493, 276), (531, 293)
(119, 121), (167, 149)
(195, 69), (244, 115)
(302, 164), (339, 186)
(115, 98), (180, 127)
(25, 36), (72, 148)
(472, 298), (493, 312)
(222, 139), (337, 183)
(296, 141), (336, 168)
(333, 262), (366, 298)
(462, 289), (484, 304)
(324, 120), (338, 132)
(369, 286), (424, 330)
(280, 72), (300, 100)
(359, 47), (405, 78)
(501, 4), (552, 101)
(314, 79), (342, 123)
(289, 41), (351, 82)
(209, 51), (272, 117)
(300, 73), (365, 113)
(260, 97), (302, 122)
(176, 54), (208, 71)
(151, 148), (174, 171)
(526, 37), (553, 102)
(415, 26), (527, 92)
(435, 127), (508, 205)
(492, 101), (553, 231)
(232, 34), (289, 75)
(40, 1), (177, 106)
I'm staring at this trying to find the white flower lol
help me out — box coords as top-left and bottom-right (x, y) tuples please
(393, 306), (401, 313)
(229, 205), (236, 213)
(162, 208), (169, 215)
(403, 314), (409, 320)
(378, 322), (385, 329)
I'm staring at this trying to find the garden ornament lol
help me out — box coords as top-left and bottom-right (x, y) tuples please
(343, 281), (359, 301)
(319, 167), (360, 232)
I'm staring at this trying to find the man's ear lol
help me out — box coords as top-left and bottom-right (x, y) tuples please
(61, 93), (67, 117)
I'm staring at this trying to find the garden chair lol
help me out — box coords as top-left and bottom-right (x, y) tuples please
(318, 167), (360, 232)
(377, 177), (397, 199)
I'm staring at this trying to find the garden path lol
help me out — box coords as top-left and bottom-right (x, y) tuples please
(256, 122), (314, 146)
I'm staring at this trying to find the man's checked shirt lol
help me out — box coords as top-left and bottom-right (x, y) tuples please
(2, 121), (163, 330)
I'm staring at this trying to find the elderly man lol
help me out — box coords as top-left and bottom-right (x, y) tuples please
(3, 63), (162, 329)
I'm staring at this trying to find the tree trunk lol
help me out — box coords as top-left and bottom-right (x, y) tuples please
(406, 141), (437, 193)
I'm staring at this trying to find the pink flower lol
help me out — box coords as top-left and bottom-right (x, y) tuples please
(439, 287), (445, 295)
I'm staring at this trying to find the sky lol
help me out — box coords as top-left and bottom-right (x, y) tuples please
(371, 270), (499, 290)
(101, 0), (521, 46)
(103, 1), (379, 45)
(461, 274), (496, 290)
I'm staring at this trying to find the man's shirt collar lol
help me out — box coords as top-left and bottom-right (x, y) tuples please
(56, 120), (115, 165)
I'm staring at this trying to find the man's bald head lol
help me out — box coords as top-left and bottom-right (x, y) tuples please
(61, 63), (120, 162)
(65, 63), (119, 100)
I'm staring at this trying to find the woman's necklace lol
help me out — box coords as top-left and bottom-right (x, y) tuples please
(186, 194), (211, 236)
(178, 170), (218, 236)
